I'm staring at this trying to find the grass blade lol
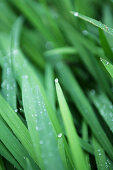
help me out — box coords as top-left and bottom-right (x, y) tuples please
(71, 11), (113, 36)
(55, 78), (87, 170)
(56, 62), (113, 160)
(22, 76), (65, 170)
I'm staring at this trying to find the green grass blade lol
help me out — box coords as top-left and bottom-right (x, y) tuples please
(45, 47), (77, 56)
(22, 76), (65, 170)
(101, 58), (113, 78)
(56, 62), (113, 160)
(99, 29), (113, 63)
(89, 92), (113, 133)
(0, 157), (5, 170)
(0, 142), (22, 170)
(71, 11), (113, 36)
(0, 95), (38, 165)
(45, 63), (55, 110)
(92, 136), (108, 170)
(0, 119), (34, 170)
(55, 78), (88, 170)
(58, 134), (68, 170)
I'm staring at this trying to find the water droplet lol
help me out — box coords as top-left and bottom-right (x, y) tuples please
(58, 133), (62, 138)
(15, 109), (18, 113)
(74, 12), (78, 16)
(55, 78), (58, 83)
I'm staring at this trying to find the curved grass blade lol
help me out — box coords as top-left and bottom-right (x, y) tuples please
(22, 76), (65, 170)
(55, 79), (87, 170)
(56, 62), (113, 160)
(71, 11), (113, 36)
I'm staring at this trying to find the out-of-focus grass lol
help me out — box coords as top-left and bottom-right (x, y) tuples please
(0, 0), (113, 170)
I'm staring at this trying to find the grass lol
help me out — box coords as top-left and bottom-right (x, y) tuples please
(0, 0), (113, 170)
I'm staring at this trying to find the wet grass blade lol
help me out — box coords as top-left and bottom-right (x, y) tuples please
(55, 78), (88, 170)
(56, 62), (113, 160)
(22, 76), (65, 170)
(89, 92), (113, 133)
(0, 95), (38, 165)
(92, 136), (108, 170)
(71, 11), (113, 36)
(99, 29), (113, 63)
(101, 58), (113, 78)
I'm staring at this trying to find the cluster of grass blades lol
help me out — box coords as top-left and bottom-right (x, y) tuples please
(0, 0), (113, 170)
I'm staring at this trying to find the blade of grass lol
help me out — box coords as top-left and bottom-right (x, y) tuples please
(92, 136), (108, 170)
(55, 78), (88, 170)
(56, 62), (113, 160)
(99, 29), (113, 63)
(0, 142), (22, 170)
(22, 76), (65, 170)
(71, 11), (113, 36)
(89, 91), (113, 133)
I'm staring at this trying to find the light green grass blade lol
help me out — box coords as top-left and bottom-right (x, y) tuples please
(55, 78), (88, 170)
(92, 136), (108, 170)
(71, 11), (113, 36)
(89, 92), (113, 133)
(56, 62), (113, 160)
(45, 47), (77, 56)
(0, 142), (22, 170)
(22, 76), (65, 170)
(58, 134), (68, 170)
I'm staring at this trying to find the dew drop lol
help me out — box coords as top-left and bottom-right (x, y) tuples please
(58, 133), (62, 138)
(55, 78), (58, 83)
(74, 12), (78, 16)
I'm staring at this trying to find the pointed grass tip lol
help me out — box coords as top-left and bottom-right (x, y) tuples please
(55, 78), (59, 83)
(70, 11), (78, 17)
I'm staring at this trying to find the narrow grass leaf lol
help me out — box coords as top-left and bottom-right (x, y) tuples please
(56, 62), (113, 160)
(71, 11), (113, 36)
(0, 95), (38, 165)
(22, 76), (65, 170)
(55, 78), (87, 170)
(92, 136), (108, 170)
(89, 92), (113, 133)
(99, 29), (113, 63)
(0, 142), (22, 170)
(101, 58), (113, 78)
